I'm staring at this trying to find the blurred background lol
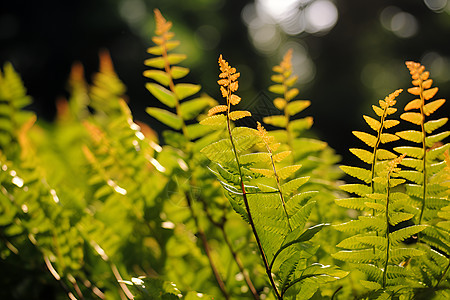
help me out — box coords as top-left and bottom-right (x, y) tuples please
(1, 0), (449, 165)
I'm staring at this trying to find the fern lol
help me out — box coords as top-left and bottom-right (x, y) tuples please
(395, 61), (449, 226)
(339, 89), (402, 202)
(0, 63), (33, 159)
(201, 55), (347, 299)
(334, 154), (427, 298)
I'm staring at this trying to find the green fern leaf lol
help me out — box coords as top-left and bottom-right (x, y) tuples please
(389, 212), (415, 226)
(277, 165), (302, 179)
(340, 183), (372, 196)
(353, 131), (377, 147)
(389, 225), (427, 246)
(337, 234), (386, 250)
(427, 143), (450, 161)
(281, 176), (310, 195)
(170, 66), (190, 79)
(173, 83), (201, 100)
(350, 148), (373, 164)
(396, 130), (423, 143)
(425, 131), (450, 147)
(340, 165), (372, 183)
(398, 170), (423, 184)
(388, 248), (425, 264)
(394, 146), (424, 159)
(424, 118), (448, 134)
(146, 107), (182, 130)
(364, 115), (381, 131)
(286, 191), (318, 216)
(332, 249), (379, 263)
(263, 115), (287, 128)
(200, 139), (234, 163)
(199, 114), (227, 127)
(285, 100), (310, 116)
(145, 83), (176, 107)
(335, 197), (367, 210)
(376, 149), (398, 160)
(179, 96), (215, 120)
(143, 69), (171, 86)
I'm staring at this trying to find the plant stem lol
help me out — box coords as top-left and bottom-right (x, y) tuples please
(383, 168), (393, 288)
(226, 101), (281, 299)
(185, 192), (230, 300)
(418, 83), (427, 226)
(435, 260), (450, 289)
(199, 197), (260, 299)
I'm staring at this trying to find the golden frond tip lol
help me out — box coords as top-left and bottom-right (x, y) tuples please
(153, 9), (172, 36)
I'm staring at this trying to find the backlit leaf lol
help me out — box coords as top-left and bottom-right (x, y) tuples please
(340, 165), (372, 183)
(372, 105), (384, 117)
(288, 117), (313, 133)
(251, 168), (274, 178)
(383, 119), (399, 129)
(179, 97), (214, 120)
(170, 66), (190, 79)
(404, 99), (422, 111)
(143, 70), (170, 86)
(353, 131), (377, 147)
(380, 133), (399, 144)
(269, 84), (286, 94)
(200, 114), (226, 127)
(423, 99), (445, 116)
(145, 83), (176, 107)
(229, 110), (251, 121)
(174, 83), (201, 100)
(394, 146), (423, 159)
(146, 107), (182, 130)
(263, 115), (287, 128)
(286, 100), (310, 116)
(167, 53), (187, 65)
(285, 88), (299, 101)
(400, 112), (423, 125)
(363, 115), (381, 131)
(281, 176), (309, 195)
(277, 165), (302, 179)
(423, 87), (438, 100)
(144, 57), (165, 69)
(350, 148), (373, 164)
(396, 130), (423, 144)
(424, 118), (448, 134)
(426, 131), (450, 147)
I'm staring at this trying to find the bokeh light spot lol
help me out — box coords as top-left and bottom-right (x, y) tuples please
(424, 0), (448, 12)
(305, 0), (338, 34)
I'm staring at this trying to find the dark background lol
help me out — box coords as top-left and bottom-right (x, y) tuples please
(1, 0), (449, 165)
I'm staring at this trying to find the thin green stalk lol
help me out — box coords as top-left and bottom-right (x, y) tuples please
(418, 84), (427, 226)
(225, 96), (281, 300)
(185, 192), (230, 300)
(435, 260), (450, 289)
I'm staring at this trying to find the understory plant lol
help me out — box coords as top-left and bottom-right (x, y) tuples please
(0, 9), (448, 300)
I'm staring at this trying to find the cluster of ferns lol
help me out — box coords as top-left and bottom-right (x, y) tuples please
(0, 9), (448, 300)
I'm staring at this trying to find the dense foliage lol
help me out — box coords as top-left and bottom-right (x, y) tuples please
(0, 10), (449, 300)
